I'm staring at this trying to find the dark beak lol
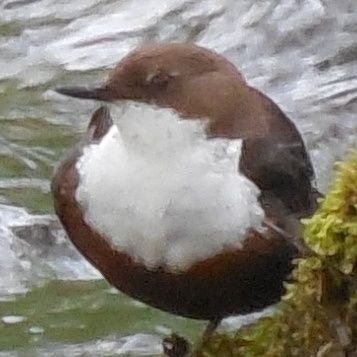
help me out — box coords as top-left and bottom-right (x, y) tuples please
(55, 86), (111, 101)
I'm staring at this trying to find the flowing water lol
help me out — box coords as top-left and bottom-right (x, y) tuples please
(0, 0), (356, 355)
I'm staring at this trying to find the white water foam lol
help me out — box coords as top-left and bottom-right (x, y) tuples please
(76, 102), (264, 272)
(0, 203), (100, 300)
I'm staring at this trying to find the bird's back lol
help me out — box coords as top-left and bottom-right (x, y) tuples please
(239, 87), (318, 232)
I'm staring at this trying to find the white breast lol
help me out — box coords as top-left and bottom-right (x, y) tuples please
(75, 102), (264, 273)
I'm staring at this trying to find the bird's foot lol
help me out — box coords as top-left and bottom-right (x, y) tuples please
(162, 319), (221, 357)
(163, 333), (191, 357)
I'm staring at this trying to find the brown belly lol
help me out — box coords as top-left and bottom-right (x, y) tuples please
(52, 149), (296, 320)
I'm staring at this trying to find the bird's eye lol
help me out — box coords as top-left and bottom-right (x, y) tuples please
(146, 72), (178, 87)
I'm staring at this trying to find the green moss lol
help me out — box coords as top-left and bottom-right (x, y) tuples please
(304, 153), (357, 274)
(197, 151), (357, 357)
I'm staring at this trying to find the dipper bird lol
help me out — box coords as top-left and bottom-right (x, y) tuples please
(52, 42), (318, 348)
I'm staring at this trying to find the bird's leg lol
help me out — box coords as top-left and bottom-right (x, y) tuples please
(201, 318), (221, 343)
(162, 319), (221, 357)
(191, 318), (222, 355)
(162, 333), (191, 357)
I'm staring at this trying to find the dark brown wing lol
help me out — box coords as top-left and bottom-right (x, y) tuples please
(239, 88), (318, 222)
